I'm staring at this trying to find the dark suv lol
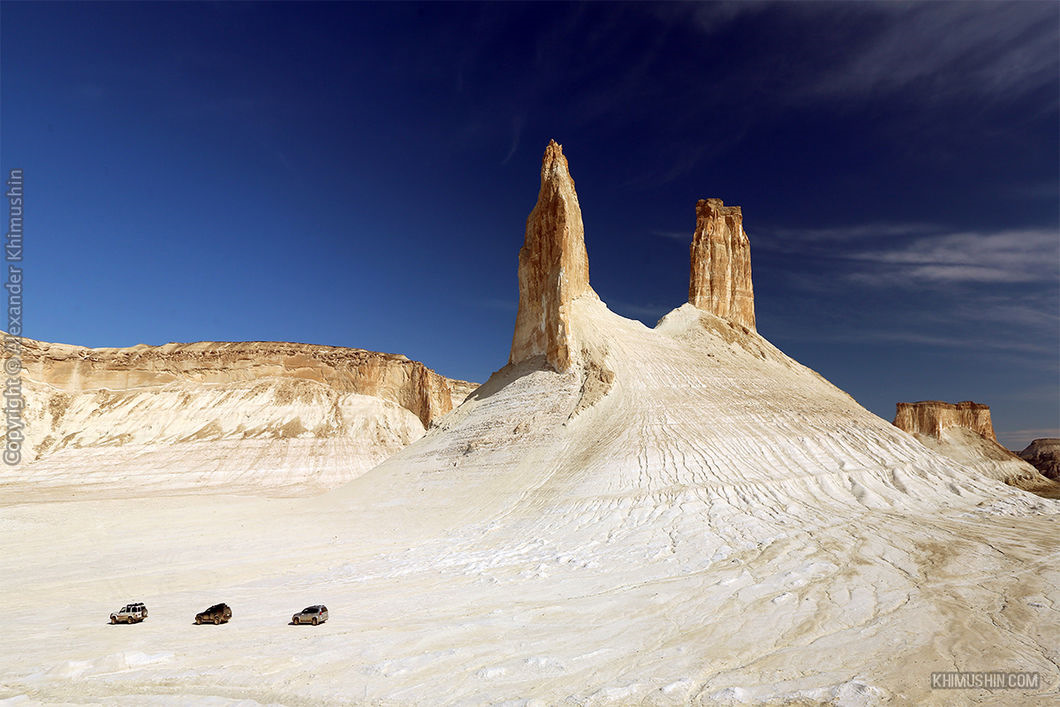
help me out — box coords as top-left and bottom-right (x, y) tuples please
(195, 603), (232, 625)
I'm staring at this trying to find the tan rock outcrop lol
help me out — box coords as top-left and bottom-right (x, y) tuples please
(1018, 439), (1060, 481)
(893, 401), (997, 442)
(19, 336), (472, 428)
(688, 198), (756, 330)
(509, 140), (596, 372)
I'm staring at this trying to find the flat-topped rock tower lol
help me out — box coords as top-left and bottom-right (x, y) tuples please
(689, 198), (756, 330)
(893, 400), (997, 442)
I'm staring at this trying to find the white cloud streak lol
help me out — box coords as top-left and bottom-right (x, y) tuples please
(859, 329), (1054, 356)
(810, 3), (1058, 103)
(683, 1), (1058, 105)
(652, 230), (691, 242)
(1006, 428), (1060, 443)
(848, 229), (1059, 285)
(760, 222), (941, 243)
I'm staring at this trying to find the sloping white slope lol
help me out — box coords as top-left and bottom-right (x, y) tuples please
(333, 299), (1015, 530)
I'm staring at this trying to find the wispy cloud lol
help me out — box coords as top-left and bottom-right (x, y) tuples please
(772, 325), (1056, 358)
(970, 297), (1060, 331)
(1004, 428), (1060, 444)
(808, 3), (1058, 103)
(678, 2), (1058, 105)
(500, 114), (523, 166)
(757, 222), (1059, 286)
(1005, 181), (1060, 201)
(651, 230), (690, 242)
(758, 222), (941, 245)
(888, 292), (1060, 334)
(847, 229), (1059, 285)
(656, 220), (939, 247)
(859, 330), (1054, 356)
(685, 1), (769, 32)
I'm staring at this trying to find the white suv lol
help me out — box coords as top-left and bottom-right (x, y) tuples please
(291, 605), (328, 625)
(110, 602), (148, 624)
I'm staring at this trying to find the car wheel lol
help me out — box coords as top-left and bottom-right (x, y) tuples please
(214, 616), (221, 625)
(312, 616), (318, 626)
(111, 616), (117, 624)
(195, 616), (202, 624)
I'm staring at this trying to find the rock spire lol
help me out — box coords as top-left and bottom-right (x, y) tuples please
(688, 198), (756, 330)
(509, 140), (595, 372)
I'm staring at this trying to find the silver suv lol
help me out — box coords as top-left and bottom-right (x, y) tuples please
(110, 602), (148, 624)
(291, 605), (328, 625)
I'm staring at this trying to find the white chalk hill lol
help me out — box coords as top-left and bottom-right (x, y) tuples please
(322, 142), (1058, 703)
(334, 141), (1032, 535)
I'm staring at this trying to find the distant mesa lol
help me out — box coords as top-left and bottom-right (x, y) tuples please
(689, 198), (756, 331)
(893, 400), (1050, 489)
(509, 139), (597, 373)
(1018, 438), (1060, 481)
(893, 400), (997, 442)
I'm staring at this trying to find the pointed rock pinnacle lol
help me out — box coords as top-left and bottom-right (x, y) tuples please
(509, 140), (595, 372)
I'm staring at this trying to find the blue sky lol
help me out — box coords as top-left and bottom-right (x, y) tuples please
(2, 1), (1057, 448)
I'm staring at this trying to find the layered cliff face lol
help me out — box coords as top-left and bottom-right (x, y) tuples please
(10, 336), (475, 496)
(1019, 438), (1060, 481)
(688, 198), (756, 330)
(509, 140), (596, 372)
(21, 337), (469, 428)
(893, 400), (997, 441)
